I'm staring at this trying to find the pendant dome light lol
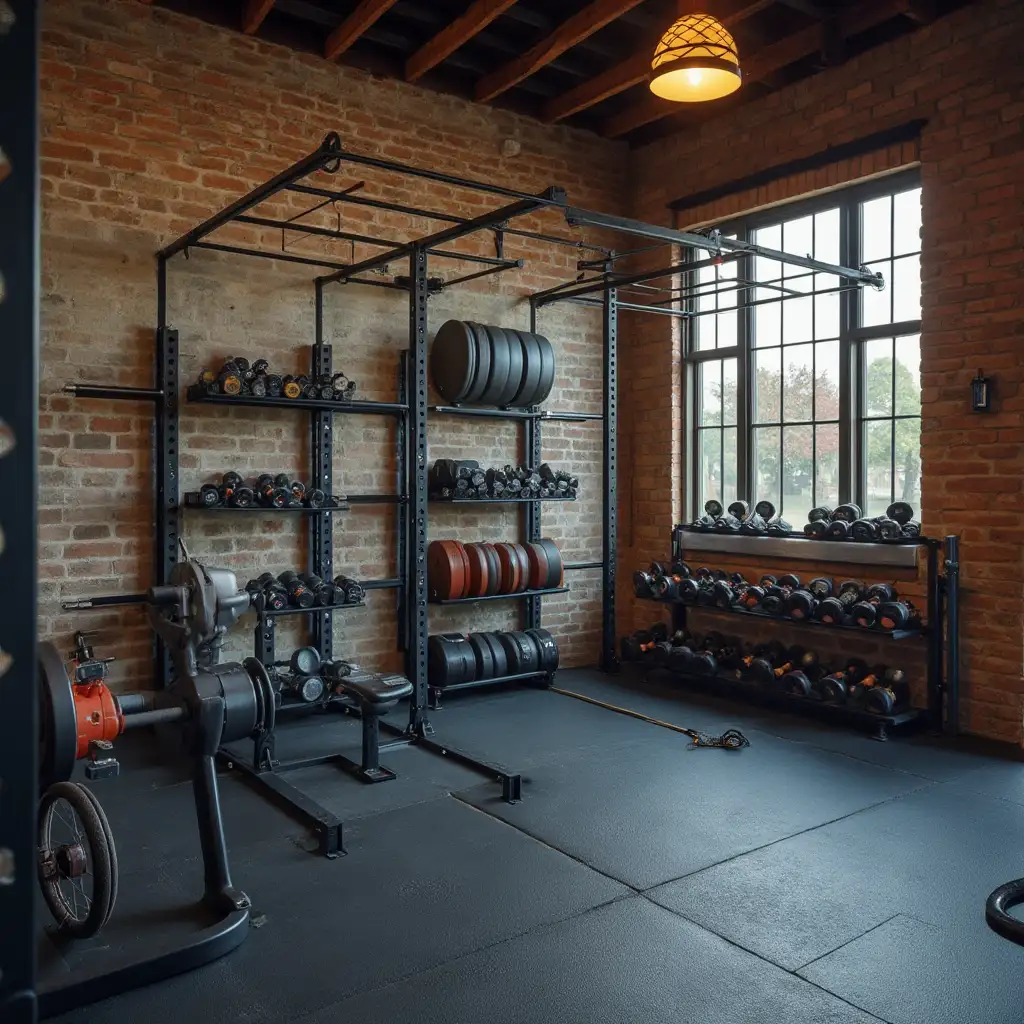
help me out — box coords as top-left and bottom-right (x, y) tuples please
(649, 9), (742, 103)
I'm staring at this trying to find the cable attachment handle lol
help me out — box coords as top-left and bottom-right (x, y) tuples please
(684, 727), (750, 750)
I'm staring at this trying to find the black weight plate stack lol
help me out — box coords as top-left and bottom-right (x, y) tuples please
(526, 628), (560, 672)
(538, 537), (563, 588)
(532, 333), (555, 406)
(427, 633), (477, 688)
(510, 329), (542, 407)
(462, 322), (492, 404)
(430, 321), (476, 403)
(479, 324), (512, 406)
(480, 632), (509, 677)
(488, 325), (523, 407)
(497, 631), (540, 675)
(467, 633), (496, 679)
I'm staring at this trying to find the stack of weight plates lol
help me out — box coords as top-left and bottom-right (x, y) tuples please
(427, 539), (564, 601)
(427, 629), (560, 688)
(430, 321), (556, 408)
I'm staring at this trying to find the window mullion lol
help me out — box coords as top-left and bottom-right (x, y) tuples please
(737, 238), (752, 502)
(839, 197), (858, 507)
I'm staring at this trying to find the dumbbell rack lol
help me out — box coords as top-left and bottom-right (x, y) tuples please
(634, 528), (960, 740)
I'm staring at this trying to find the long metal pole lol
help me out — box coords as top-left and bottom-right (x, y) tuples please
(601, 288), (619, 672)
(0, 0), (40, 1017)
(319, 190), (564, 286)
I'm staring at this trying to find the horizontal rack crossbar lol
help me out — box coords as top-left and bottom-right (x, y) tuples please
(432, 587), (569, 605)
(187, 385), (407, 415)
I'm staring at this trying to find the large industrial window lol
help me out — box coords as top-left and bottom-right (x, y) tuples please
(686, 170), (922, 524)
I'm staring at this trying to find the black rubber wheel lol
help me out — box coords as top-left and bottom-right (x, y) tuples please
(38, 641), (77, 790)
(430, 321), (476, 403)
(489, 326), (523, 407)
(75, 783), (119, 929)
(479, 324), (512, 406)
(987, 879), (1024, 946)
(531, 332), (556, 407)
(38, 781), (116, 938)
(510, 329), (542, 407)
(462, 322), (492, 404)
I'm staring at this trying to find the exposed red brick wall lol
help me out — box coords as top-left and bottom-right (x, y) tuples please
(38, 0), (627, 690)
(624, 0), (1024, 743)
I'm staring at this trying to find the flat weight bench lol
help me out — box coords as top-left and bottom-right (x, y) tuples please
(333, 672), (414, 783)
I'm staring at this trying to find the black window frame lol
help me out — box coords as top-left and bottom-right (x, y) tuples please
(682, 167), (923, 521)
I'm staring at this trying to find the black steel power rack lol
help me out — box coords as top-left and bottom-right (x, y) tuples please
(58, 133), (886, 851)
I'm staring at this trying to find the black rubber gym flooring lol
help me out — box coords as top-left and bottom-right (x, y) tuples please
(44, 668), (1024, 1024)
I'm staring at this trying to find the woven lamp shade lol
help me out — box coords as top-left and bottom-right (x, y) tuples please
(650, 12), (742, 102)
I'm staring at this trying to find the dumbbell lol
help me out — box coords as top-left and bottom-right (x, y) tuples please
(785, 577), (832, 621)
(713, 507), (743, 532)
(763, 645), (809, 693)
(277, 570), (316, 609)
(845, 661), (889, 707)
(298, 573), (340, 607)
(851, 583), (899, 628)
(633, 570), (656, 599)
(688, 631), (725, 676)
(198, 481), (222, 507)
(900, 519), (921, 539)
(218, 471), (254, 508)
(216, 361), (243, 396)
(691, 499), (723, 531)
(256, 474), (291, 508)
(654, 563), (692, 601)
(620, 623), (669, 662)
(761, 574), (800, 615)
(780, 650), (824, 698)
(755, 499), (792, 535)
(739, 640), (789, 685)
(864, 668), (910, 714)
(813, 659), (864, 704)
(804, 519), (828, 539)
(886, 501), (916, 525)
(712, 573), (748, 609)
(815, 580), (863, 624)
(875, 598), (920, 631)
(333, 575), (365, 604)
(247, 572), (288, 611)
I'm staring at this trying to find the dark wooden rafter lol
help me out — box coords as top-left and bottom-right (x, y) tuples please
(475, 0), (650, 103)
(602, 0), (906, 138)
(243, 0), (276, 34)
(541, 0), (771, 124)
(325, 0), (401, 61)
(406, 0), (521, 82)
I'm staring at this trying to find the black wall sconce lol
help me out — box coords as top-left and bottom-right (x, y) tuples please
(972, 369), (992, 412)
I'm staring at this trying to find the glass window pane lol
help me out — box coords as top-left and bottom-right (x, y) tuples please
(697, 282), (717, 314)
(864, 420), (893, 516)
(753, 426), (781, 509)
(693, 309), (715, 351)
(783, 343), (814, 423)
(698, 430), (723, 510)
(718, 256), (738, 310)
(895, 335), (921, 417)
(722, 358), (738, 426)
(815, 291), (840, 339)
(861, 262), (893, 327)
(700, 361), (722, 426)
(754, 296), (781, 347)
(861, 195), (892, 263)
(783, 215), (813, 277)
(723, 427), (738, 500)
(864, 338), (894, 417)
(783, 424), (814, 525)
(894, 417), (922, 510)
(783, 294), (814, 344)
(815, 208), (840, 264)
(893, 187), (922, 256)
(754, 223), (782, 282)
(753, 348), (781, 424)
(717, 310), (737, 349)
(815, 340), (840, 420)
(892, 254), (921, 323)
(815, 423), (840, 510)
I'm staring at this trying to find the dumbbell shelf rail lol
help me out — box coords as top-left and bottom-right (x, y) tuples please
(677, 523), (932, 546)
(186, 385), (408, 416)
(433, 586), (569, 606)
(185, 492), (406, 510)
(430, 495), (576, 504)
(641, 595), (926, 640)
(639, 663), (923, 742)
(254, 601), (366, 617)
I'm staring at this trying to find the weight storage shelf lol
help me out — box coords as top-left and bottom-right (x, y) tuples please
(433, 586), (569, 606)
(431, 405), (602, 422)
(252, 602), (365, 617)
(185, 493), (405, 511)
(187, 385), (408, 416)
(678, 524), (931, 545)
(635, 663), (925, 741)
(641, 595), (926, 640)
(430, 495), (576, 504)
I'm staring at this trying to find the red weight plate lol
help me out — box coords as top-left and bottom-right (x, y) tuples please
(464, 543), (490, 598)
(495, 543), (521, 594)
(454, 541), (472, 598)
(428, 540), (466, 601)
(481, 543), (502, 596)
(525, 543), (550, 591)
(511, 544), (531, 593)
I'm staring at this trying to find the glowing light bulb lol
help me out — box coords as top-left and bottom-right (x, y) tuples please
(686, 69), (703, 85)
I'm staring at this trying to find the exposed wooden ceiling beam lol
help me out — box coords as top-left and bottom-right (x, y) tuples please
(406, 0), (527, 82)
(242, 0), (276, 34)
(772, 0), (830, 18)
(603, 0), (902, 139)
(474, 0), (649, 103)
(324, 0), (400, 61)
(541, 0), (770, 124)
